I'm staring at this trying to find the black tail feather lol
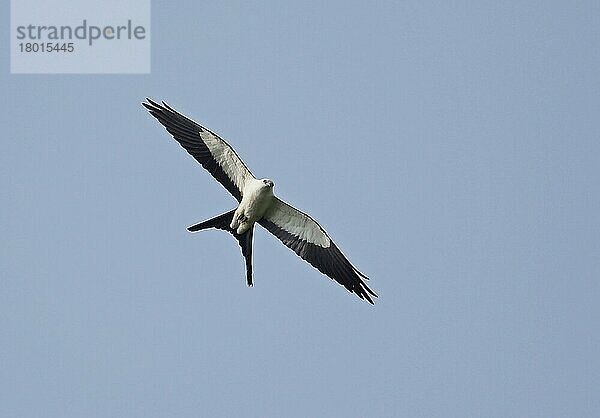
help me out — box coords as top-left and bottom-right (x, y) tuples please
(240, 227), (254, 286)
(187, 210), (254, 286)
(187, 210), (236, 232)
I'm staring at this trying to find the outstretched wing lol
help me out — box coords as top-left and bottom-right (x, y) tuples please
(143, 99), (254, 202)
(259, 198), (377, 304)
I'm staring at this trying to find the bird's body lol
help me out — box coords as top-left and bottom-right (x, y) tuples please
(232, 178), (274, 234)
(143, 99), (377, 304)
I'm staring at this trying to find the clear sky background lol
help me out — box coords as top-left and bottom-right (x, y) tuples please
(1, 1), (599, 417)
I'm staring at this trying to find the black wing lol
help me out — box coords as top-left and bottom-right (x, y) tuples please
(143, 99), (254, 202)
(259, 198), (377, 304)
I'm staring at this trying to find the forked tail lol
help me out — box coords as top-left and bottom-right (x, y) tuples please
(187, 210), (255, 286)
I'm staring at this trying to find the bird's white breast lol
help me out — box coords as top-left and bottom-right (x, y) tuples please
(239, 179), (274, 221)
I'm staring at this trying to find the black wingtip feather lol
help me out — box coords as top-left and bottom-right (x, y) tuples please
(145, 97), (161, 107)
(162, 101), (175, 111)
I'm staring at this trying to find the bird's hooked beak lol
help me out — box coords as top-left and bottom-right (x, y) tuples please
(267, 180), (274, 187)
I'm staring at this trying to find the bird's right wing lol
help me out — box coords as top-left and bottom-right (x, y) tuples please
(259, 198), (377, 304)
(143, 99), (254, 202)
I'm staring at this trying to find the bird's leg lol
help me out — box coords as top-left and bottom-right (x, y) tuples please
(230, 208), (246, 230)
(236, 219), (252, 235)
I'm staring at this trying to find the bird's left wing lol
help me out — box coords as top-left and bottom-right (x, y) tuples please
(143, 99), (254, 202)
(259, 198), (377, 304)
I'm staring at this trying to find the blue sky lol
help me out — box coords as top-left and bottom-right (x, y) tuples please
(1, 1), (599, 417)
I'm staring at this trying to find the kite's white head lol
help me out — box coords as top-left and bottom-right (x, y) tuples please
(261, 178), (274, 189)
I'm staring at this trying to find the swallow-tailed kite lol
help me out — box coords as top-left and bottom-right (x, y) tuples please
(143, 99), (377, 304)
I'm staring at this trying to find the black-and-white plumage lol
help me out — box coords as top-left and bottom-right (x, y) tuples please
(143, 99), (377, 304)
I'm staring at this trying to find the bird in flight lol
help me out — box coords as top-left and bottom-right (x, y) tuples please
(142, 99), (377, 304)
